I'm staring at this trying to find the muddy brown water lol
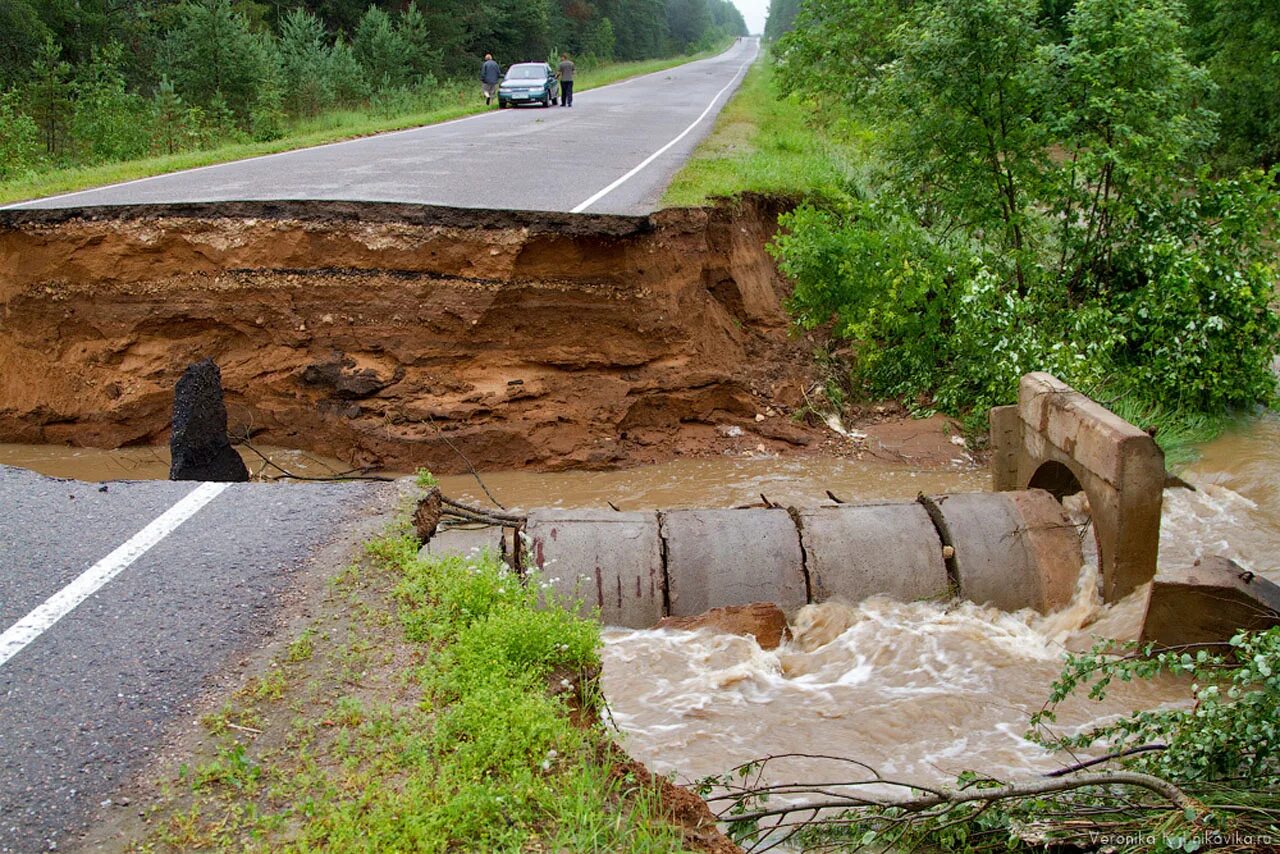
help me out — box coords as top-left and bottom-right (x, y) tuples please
(596, 415), (1280, 811)
(4, 415), (1279, 823)
(0, 443), (394, 482)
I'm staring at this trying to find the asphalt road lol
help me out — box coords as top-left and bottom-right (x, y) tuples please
(6, 38), (759, 216)
(0, 465), (381, 853)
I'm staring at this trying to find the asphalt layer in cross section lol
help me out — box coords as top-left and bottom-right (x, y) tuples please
(0, 465), (386, 853)
(4, 38), (760, 216)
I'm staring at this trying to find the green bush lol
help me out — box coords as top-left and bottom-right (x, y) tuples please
(71, 44), (151, 163)
(1109, 171), (1280, 411)
(0, 90), (40, 180)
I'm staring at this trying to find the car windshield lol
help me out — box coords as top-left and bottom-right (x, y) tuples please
(505, 65), (545, 80)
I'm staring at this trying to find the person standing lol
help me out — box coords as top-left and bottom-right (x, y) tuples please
(480, 53), (500, 106)
(556, 53), (575, 107)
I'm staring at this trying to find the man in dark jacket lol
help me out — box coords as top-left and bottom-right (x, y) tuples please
(556, 53), (575, 107)
(480, 53), (500, 105)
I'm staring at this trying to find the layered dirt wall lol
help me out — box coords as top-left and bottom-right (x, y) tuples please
(0, 198), (815, 472)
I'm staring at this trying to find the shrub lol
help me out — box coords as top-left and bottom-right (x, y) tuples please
(0, 90), (40, 180)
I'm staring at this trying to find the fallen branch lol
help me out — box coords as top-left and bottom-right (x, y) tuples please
(1043, 743), (1168, 777)
(719, 770), (1205, 827)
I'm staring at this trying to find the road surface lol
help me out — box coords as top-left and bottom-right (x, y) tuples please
(5, 39), (759, 216)
(0, 42), (760, 850)
(0, 465), (384, 853)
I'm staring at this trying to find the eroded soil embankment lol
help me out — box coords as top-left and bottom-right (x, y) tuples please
(0, 198), (819, 473)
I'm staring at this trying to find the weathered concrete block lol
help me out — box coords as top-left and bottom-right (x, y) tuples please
(524, 509), (664, 628)
(655, 602), (790, 650)
(989, 405), (1020, 492)
(1008, 489), (1086, 612)
(419, 524), (504, 561)
(798, 504), (949, 604)
(1141, 556), (1280, 648)
(932, 491), (1082, 613)
(662, 508), (806, 617)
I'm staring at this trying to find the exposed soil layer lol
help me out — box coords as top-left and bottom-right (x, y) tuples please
(1, 197), (829, 474)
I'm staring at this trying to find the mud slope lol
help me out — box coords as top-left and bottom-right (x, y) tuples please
(0, 198), (816, 473)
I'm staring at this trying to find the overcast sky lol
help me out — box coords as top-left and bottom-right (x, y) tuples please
(733, 0), (770, 35)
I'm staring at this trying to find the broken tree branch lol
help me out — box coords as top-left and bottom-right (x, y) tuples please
(719, 770), (1205, 827)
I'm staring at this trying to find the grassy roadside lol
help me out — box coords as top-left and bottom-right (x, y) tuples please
(109, 492), (697, 852)
(661, 60), (855, 208)
(0, 45), (732, 208)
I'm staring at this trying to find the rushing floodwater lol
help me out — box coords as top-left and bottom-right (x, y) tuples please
(593, 415), (1280, 802)
(4, 414), (1278, 810)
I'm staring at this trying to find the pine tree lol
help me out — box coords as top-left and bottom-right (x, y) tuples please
(399, 1), (441, 85)
(25, 36), (72, 157)
(279, 7), (334, 116)
(151, 75), (187, 155)
(353, 6), (410, 90)
(161, 0), (266, 124)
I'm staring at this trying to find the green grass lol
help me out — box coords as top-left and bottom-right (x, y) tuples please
(132, 509), (690, 852)
(662, 59), (857, 207)
(0, 45), (732, 207)
(1093, 392), (1241, 472)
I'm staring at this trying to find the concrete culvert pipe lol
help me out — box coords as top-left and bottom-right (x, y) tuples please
(416, 492), (1085, 627)
(929, 490), (1083, 614)
(797, 503), (951, 605)
(524, 509), (665, 627)
(662, 508), (808, 617)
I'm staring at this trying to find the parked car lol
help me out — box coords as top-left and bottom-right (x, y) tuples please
(498, 62), (560, 108)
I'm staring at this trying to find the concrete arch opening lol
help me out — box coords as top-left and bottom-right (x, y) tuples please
(1028, 459), (1101, 579)
(990, 373), (1166, 602)
(1027, 461), (1083, 500)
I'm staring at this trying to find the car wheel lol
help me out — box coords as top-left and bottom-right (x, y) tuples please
(542, 92), (551, 108)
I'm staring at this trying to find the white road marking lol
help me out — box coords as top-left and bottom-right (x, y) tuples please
(0, 482), (229, 667)
(570, 43), (759, 214)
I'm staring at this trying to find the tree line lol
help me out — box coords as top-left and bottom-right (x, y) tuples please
(766, 0), (1278, 172)
(765, 0), (1280, 426)
(0, 0), (746, 178)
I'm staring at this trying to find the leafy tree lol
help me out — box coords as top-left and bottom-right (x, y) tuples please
(585, 17), (616, 61)
(1048, 0), (1215, 296)
(0, 89), (41, 179)
(774, 0), (916, 110)
(603, 0), (668, 59)
(70, 41), (150, 163)
(707, 0), (747, 39)
(772, 0), (1279, 419)
(0, 0), (51, 88)
(879, 0), (1052, 292)
(763, 0), (800, 41)
(1194, 0), (1280, 168)
(666, 0), (712, 50)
